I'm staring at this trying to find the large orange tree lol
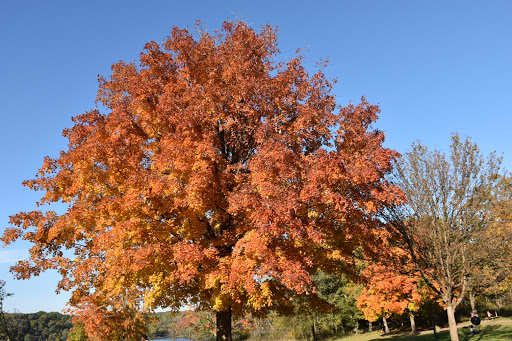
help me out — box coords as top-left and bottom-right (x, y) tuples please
(2, 22), (402, 341)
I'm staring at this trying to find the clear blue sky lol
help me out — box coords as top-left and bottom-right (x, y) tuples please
(1, 0), (511, 313)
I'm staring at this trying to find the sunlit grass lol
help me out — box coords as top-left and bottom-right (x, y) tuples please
(334, 318), (512, 341)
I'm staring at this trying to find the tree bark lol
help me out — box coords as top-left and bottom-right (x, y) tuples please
(368, 321), (373, 331)
(446, 304), (460, 341)
(469, 291), (477, 313)
(496, 297), (503, 309)
(409, 312), (417, 334)
(353, 318), (359, 334)
(311, 320), (317, 341)
(216, 307), (232, 341)
(382, 316), (389, 334)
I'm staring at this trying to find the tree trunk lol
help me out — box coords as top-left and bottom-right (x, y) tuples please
(353, 318), (359, 334)
(382, 316), (389, 334)
(216, 307), (232, 341)
(369, 321), (373, 331)
(446, 304), (459, 341)
(311, 321), (317, 341)
(469, 291), (477, 313)
(433, 321), (439, 340)
(496, 297), (503, 309)
(409, 312), (417, 334)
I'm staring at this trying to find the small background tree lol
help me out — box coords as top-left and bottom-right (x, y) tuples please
(0, 280), (13, 341)
(356, 263), (425, 334)
(385, 133), (505, 341)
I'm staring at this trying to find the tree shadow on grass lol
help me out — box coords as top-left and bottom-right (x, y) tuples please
(365, 323), (512, 341)
(476, 323), (512, 340)
(367, 329), (452, 341)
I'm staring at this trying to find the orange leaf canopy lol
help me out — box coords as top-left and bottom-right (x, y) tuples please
(356, 264), (423, 322)
(3, 21), (402, 336)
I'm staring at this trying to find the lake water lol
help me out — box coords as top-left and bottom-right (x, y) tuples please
(150, 338), (189, 341)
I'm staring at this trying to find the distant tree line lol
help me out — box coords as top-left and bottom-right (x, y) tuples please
(0, 311), (71, 341)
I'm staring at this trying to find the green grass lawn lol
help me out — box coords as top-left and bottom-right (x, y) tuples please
(335, 318), (512, 341)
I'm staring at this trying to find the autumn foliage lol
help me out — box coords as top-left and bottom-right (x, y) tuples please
(356, 264), (423, 322)
(2, 21), (402, 340)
